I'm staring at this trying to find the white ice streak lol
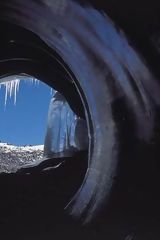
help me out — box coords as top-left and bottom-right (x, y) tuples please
(4, 79), (20, 106)
(0, 76), (39, 106)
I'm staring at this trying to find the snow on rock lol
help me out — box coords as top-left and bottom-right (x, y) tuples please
(0, 143), (44, 173)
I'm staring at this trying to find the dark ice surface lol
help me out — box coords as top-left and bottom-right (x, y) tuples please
(0, 0), (160, 239)
(0, 151), (160, 240)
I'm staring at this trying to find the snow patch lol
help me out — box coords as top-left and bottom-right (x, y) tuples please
(0, 142), (44, 173)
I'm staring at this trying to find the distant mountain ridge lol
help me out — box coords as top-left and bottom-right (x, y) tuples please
(0, 143), (44, 173)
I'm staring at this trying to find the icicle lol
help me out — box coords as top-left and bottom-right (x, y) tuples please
(0, 76), (39, 106)
(51, 88), (56, 96)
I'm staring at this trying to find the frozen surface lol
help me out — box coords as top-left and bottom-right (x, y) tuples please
(44, 92), (88, 158)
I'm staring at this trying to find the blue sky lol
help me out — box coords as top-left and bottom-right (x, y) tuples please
(0, 79), (52, 146)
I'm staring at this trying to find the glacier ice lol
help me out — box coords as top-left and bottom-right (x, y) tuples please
(44, 91), (88, 158)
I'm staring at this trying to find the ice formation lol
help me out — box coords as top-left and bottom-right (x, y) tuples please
(44, 91), (88, 158)
(0, 75), (39, 106)
(0, 75), (88, 160)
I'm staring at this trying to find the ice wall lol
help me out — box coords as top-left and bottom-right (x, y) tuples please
(44, 91), (88, 158)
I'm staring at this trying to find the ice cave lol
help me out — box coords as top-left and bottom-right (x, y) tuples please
(0, 75), (88, 173)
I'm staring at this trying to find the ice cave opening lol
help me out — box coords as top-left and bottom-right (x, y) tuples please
(0, 74), (89, 174)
